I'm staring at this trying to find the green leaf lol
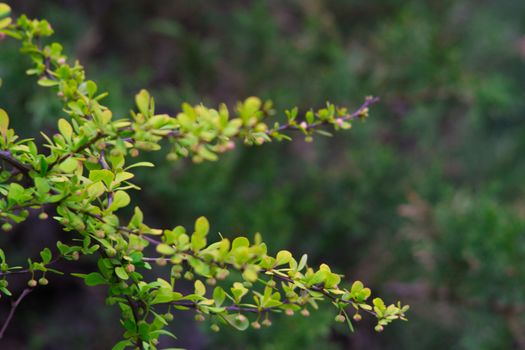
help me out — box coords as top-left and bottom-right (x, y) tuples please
(37, 78), (59, 87)
(115, 266), (129, 280)
(85, 80), (97, 98)
(194, 280), (206, 296)
(135, 89), (151, 116)
(89, 169), (114, 188)
(111, 340), (132, 350)
(0, 108), (8, 135)
(194, 216), (209, 236)
(59, 157), (78, 173)
(58, 118), (73, 141)
(275, 250), (292, 266)
(72, 272), (107, 286)
(108, 191), (131, 211)
(156, 244), (175, 256)
(0, 3), (11, 18)
(40, 248), (52, 264)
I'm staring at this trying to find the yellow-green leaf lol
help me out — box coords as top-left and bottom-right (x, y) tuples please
(58, 118), (73, 141)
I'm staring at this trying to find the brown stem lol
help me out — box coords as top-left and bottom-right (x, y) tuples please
(0, 288), (32, 339)
(0, 150), (31, 175)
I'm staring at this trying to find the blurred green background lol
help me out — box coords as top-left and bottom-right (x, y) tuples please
(1, 0), (525, 349)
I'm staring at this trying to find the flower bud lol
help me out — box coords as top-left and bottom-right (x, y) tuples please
(163, 313), (174, 321)
(300, 309), (310, 317)
(211, 324), (220, 332)
(206, 278), (216, 286)
(27, 279), (38, 288)
(156, 258), (167, 266)
(285, 309), (294, 316)
(335, 314), (346, 323)
(71, 251), (80, 261)
(126, 264), (135, 273)
(38, 277), (49, 286)
(130, 149), (139, 157)
(38, 212), (49, 220)
(262, 318), (272, 327)
(235, 314), (247, 323)
(195, 314), (206, 322)
(251, 321), (261, 329)
(375, 325), (384, 332)
(1, 223), (12, 232)
(353, 313), (362, 321)
(95, 230), (105, 238)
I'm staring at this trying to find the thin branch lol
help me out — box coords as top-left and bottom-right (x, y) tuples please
(0, 288), (32, 339)
(270, 96), (380, 134)
(125, 294), (145, 350)
(0, 150), (31, 175)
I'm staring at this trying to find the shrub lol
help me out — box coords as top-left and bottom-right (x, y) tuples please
(0, 4), (407, 349)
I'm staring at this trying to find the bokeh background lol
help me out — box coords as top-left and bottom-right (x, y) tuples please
(1, 0), (525, 349)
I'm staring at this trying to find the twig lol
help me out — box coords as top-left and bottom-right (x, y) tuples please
(0, 150), (31, 175)
(0, 288), (32, 339)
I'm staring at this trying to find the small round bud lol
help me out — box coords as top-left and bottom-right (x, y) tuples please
(38, 277), (49, 286)
(206, 278), (216, 286)
(266, 280), (276, 288)
(126, 264), (135, 273)
(110, 148), (122, 157)
(2, 223), (12, 232)
(353, 313), (362, 322)
(163, 313), (174, 321)
(335, 314), (346, 323)
(216, 269), (229, 280)
(184, 271), (194, 280)
(235, 314), (247, 323)
(375, 325), (384, 332)
(262, 318), (272, 327)
(57, 91), (64, 98)
(0, 32), (5, 41)
(57, 57), (66, 65)
(71, 251), (80, 261)
(300, 121), (308, 129)
(251, 321), (261, 329)
(27, 279), (38, 288)
(335, 118), (344, 127)
(130, 148), (139, 157)
(195, 314), (206, 322)
(156, 258), (167, 266)
(300, 309), (310, 317)
(38, 212), (49, 220)
(285, 309), (294, 316)
(211, 324), (220, 332)
(0, 280), (8, 288)
(95, 230), (105, 238)
(226, 141), (236, 151)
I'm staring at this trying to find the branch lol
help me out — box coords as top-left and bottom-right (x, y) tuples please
(0, 288), (32, 339)
(0, 150), (31, 175)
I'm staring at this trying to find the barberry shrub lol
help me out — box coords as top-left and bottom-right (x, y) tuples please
(0, 4), (408, 349)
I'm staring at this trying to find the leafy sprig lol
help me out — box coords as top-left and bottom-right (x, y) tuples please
(0, 3), (407, 349)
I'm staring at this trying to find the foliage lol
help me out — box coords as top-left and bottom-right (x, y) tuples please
(0, 4), (407, 349)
